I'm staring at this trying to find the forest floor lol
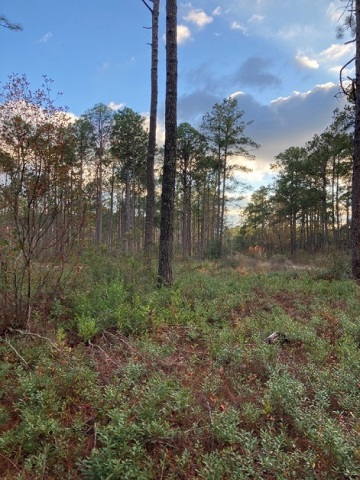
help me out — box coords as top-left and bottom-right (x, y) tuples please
(0, 252), (359, 479)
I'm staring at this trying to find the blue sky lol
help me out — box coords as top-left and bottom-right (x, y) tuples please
(1, 0), (354, 200)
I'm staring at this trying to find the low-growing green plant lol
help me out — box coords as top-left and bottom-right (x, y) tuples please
(263, 367), (306, 417)
(1, 259), (360, 478)
(76, 315), (99, 342)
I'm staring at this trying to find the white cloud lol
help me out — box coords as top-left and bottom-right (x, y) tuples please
(229, 91), (245, 98)
(277, 25), (305, 40)
(38, 32), (53, 43)
(248, 14), (265, 24)
(177, 24), (192, 44)
(184, 9), (213, 28)
(296, 54), (319, 69)
(63, 111), (79, 123)
(108, 101), (125, 111)
(327, 1), (343, 23)
(270, 90), (312, 107)
(329, 64), (355, 77)
(212, 7), (222, 16)
(320, 43), (354, 61)
(231, 21), (248, 34)
(142, 112), (165, 146)
(177, 83), (346, 197)
(316, 82), (337, 90)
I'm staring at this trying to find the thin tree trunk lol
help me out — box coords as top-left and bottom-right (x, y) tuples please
(109, 164), (115, 251)
(144, 0), (160, 255)
(352, 0), (360, 277)
(125, 169), (131, 251)
(95, 156), (103, 246)
(219, 153), (227, 257)
(158, 0), (177, 286)
(182, 156), (192, 257)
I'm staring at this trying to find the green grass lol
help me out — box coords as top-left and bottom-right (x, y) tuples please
(0, 255), (359, 479)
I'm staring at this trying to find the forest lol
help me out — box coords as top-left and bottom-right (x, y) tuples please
(0, 1), (360, 479)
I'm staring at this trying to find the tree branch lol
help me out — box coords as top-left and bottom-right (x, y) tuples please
(2, 337), (30, 368)
(141, 0), (153, 14)
(339, 56), (356, 97)
(0, 15), (22, 31)
(7, 327), (62, 353)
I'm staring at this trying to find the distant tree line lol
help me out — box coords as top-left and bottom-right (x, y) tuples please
(237, 106), (354, 254)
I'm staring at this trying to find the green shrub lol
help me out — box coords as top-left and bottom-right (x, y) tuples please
(76, 315), (99, 342)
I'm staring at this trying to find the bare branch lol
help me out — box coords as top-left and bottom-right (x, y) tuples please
(337, 56), (356, 102)
(141, 0), (153, 14)
(2, 337), (30, 368)
(340, 56), (356, 72)
(0, 15), (22, 31)
(89, 341), (123, 368)
(8, 327), (62, 353)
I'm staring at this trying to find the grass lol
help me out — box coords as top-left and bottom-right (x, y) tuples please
(0, 253), (359, 479)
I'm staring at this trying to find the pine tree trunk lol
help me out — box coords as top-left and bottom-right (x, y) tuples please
(158, 0), (177, 286)
(352, 0), (360, 278)
(144, 0), (160, 256)
(182, 156), (192, 257)
(95, 156), (103, 247)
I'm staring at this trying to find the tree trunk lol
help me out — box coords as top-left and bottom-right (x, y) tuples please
(95, 155), (103, 247)
(182, 156), (192, 257)
(144, 0), (160, 256)
(158, 0), (177, 286)
(219, 152), (227, 257)
(125, 169), (131, 251)
(352, 0), (360, 277)
(109, 164), (115, 251)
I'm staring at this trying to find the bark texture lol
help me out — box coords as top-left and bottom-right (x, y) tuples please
(158, 0), (177, 286)
(352, 0), (360, 278)
(144, 0), (160, 255)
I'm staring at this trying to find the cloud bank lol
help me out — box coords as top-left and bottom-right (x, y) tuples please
(177, 82), (347, 189)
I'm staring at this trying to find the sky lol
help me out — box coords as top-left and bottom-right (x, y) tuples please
(1, 0), (355, 215)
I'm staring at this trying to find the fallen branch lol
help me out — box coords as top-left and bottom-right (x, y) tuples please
(7, 327), (62, 353)
(88, 341), (122, 368)
(0, 452), (21, 472)
(2, 337), (30, 369)
(265, 332), (288, 345)
(103, 330), (148, 362)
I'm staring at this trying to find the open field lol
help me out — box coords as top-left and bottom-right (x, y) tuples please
(0, 254), (359, 479)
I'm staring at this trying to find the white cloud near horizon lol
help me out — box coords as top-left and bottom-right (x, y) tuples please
(63, 111), (79, 123)
(108, 101), (125, 111)
(177, 82), (347, 192)
(142, 112), (166, 146)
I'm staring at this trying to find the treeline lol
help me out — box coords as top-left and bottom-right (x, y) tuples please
(0, 75), (257, 257)
(238, 106), (354, 254)
(0, 75), (258, 324)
